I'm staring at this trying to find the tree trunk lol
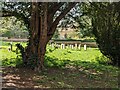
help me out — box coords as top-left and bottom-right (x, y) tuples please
(37, 3), (48, 71)
(24, 2), (48, 71)
(2, 2), (77, 71)
(16, 2), (77, 71)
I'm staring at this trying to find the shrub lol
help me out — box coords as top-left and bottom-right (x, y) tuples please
(95, 55), (112, 65)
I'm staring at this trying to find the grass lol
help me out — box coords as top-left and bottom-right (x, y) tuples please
(0, 41), (27, 66)
(46, 47), (101, 62)
(0, 41), (116, 68)
(1, 41), (120, 88)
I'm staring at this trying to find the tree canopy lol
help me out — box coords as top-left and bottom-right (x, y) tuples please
(80, 2), (120, 66)
(92, 2), (120, 66)
(0, 17), (28, 38)
(2, 2), (78, 71)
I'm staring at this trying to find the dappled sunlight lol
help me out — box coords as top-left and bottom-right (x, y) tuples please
(1, 42), (119, 88)
(2, 63), (119, 88)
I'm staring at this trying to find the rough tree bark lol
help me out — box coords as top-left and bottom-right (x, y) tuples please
(23, 2), (77, 71)
(24, 2), (48, 71)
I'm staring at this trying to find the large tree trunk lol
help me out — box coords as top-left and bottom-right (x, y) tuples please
(2, 2), (77, 71)
(24, 2), (48, 71)
(15, 2), (77, 72)
(37, 3), (48, 71)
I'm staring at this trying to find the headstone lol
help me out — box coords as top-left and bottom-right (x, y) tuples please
(84, 44), (87, 51)
(69, 44), (72, 49)
(75, 44), (77, 49)
(51, 43), (54, 48)
(61, 44), (65, 49)
(71, 45), (74, 49)
(78, 44), (81, 50)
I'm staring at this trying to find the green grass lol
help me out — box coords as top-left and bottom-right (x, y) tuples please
(46, 47), (101, 62)
(0, 41), (117, 69)
(0, 41), (27, 66)
(0, 41), (27, 58)
(0, 42), (111, 66)
(1, 41), (120, 88)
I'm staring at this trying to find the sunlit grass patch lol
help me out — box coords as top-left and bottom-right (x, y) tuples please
(1, 41), (119, 88)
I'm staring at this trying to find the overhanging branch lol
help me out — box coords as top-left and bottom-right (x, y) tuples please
(48, 2), (77, 36)
(47, 2), (65, 30)
(48, 2), (65, 14)
(2, 10), (30, 29)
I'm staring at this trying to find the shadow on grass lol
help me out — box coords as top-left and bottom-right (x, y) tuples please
(2, 55), (119, 88)
(2, 55), (119, 72)
(2, 57), (23, 67)
(44, 55), (119, 72)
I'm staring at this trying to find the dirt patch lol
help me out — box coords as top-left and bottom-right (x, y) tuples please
(2, 66), (119, 88)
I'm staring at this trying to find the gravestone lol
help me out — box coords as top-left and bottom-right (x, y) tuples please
(61, 44), (65, 49)
(71, 45), (74, 49)
(51, 43), (54, 48)
(78, 44), (81, 50)
(69, 44), (72, 49)
(75, 44), (77, 49)
(84, 44), (87, 51)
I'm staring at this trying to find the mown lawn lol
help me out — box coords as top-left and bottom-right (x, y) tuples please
(1, 41), (120, 88)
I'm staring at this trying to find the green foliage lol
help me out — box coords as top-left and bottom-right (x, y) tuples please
(52, 29), (60, 39)
(1, 41), (119, 71)
(91, 2), (120, 66)
(78, 2), (120, 67)
(0, 17), (29, 38)
(15, 43), (38, 69)
(76, 15), (93, 38)
(81, 38), (95, 42)
(2, 57), (23, 67)
(0, 41), (9, 46)
(95, 55), (112, 65)
(1, 41), (27, 67)
(46, 48), (101, 63)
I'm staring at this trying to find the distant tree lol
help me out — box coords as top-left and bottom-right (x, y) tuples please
(76, 15), (93, 38)
(63, 3), (94, 38)
(52, 28), (60, 39)
(0, 17), (28, 38)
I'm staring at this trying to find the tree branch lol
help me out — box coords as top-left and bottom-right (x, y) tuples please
(48, 2), (77, 36)
(48, 2), (65, 14)
(47, 2), (65, 30)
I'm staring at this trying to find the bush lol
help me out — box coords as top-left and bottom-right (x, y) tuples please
(95, 55), (112, 65)
(44, 56), (66, 68)
(2, 57), (23, 67)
